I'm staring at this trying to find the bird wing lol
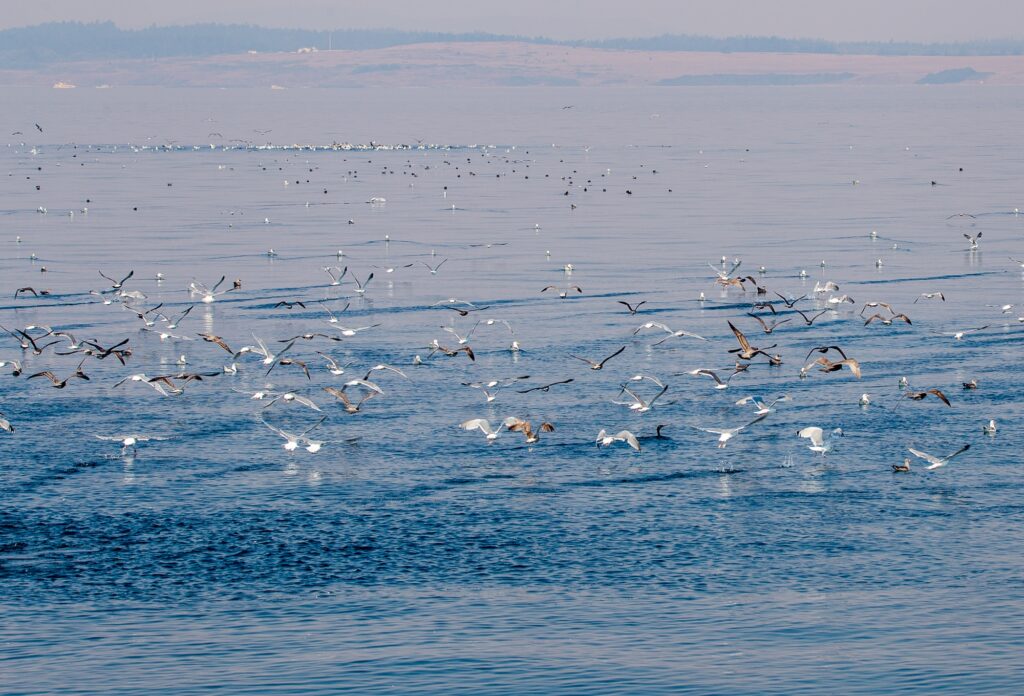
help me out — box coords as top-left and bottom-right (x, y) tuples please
(908, 447), (944, 467)
(616, 431), (641, 451)
(598, 346), (626, 367)
(798, 427), (825, 446)
(927, 389), (951, 406)
(728, 321), (752, 352)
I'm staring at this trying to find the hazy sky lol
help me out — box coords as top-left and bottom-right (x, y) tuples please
(4, 0), (1023, 42)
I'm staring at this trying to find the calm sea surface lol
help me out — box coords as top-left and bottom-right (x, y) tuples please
(2, 85), (1024, 693)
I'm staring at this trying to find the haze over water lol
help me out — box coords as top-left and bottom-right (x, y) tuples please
(2, 85), (1024, 693)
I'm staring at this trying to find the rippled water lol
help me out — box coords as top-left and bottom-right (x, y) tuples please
(2, 86), (1024, 693)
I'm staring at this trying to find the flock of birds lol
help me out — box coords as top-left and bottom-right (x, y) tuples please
(2, 130), (1021, 478)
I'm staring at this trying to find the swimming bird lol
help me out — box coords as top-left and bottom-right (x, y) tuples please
(696, 414), (768, 448)
(798, 426), (843, 454)
(907, 443), (970, 470)
(983, 419), (997, 435)
(892, 459), (911, 473)
(595, 429), (641, 451)
(569, 345), (626, 370)
(0, 412), (12, 433)
(963, 379), (978, 390)
(617, 300), (647, 315)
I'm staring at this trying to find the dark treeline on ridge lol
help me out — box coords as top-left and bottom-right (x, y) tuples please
(2, 21), (1023, 67)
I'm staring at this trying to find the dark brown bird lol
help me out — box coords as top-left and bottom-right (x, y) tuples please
(323, 386), (377, 413)
(15, 287), (50, 298)
(904, 388), (951, 407)
(198, 333), (235, 354)
(617, 300), (647, 315)
(727, 322), (776, 361)
(27, 359), (89, 388)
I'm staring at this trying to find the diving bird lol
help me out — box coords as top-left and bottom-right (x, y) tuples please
(460, 418), (505, 442)
(189, 276), (232, 303)
(504, 417), (555, 444)
(612, 384), (669, 413)
(963, 232), (982, 249)
(261, 416), (327, 452)
(95, 434), (168, 454)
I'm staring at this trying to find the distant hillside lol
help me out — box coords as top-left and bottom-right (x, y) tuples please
(2, 22), (1024, 68)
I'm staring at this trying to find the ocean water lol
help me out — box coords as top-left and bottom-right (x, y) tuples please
(2, 85), (1024, 694)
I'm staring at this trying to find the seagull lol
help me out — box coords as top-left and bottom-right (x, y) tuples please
(189, 276), (232, 303)
(323, 266), (347, 286)
(421, 259), (448, 274)
(95, 434), (168, 454)
(813, 281), (840, 294)
(470, 318), (515, 338)
(0, 412), (12, 433)
(315, 352), (352, 376)
(617, 300), (647, 315)
(915, 292), (946, 303)
(709, 259), (742, 284)
(234, 335), (294, 366)
(774, 292), (807, 308)
(864, 313), (912, 326)
(197, 333), (235, 354)
(792, 308), (830, 326)
(595, 429), (641, 451)
(351, 272), (374, 295)
(746, 313), (791, 334)
(427, 340), (475, 361)
(0, 359), (23, 376)
(517, 378), (574, 393)
(262, 416), (327, 452)
(907, 443), (970, 470)
(326, 323), (380, 338)
(323, 386), (377, 413)
(462, 376), (531, 402)
(14, 287), (51, 298)
(612, 384), (669, 413)
(319, 300), (351, 324)
(633, 321), (707, 344)
(686, 368), (735, 390)
(983, 419), (997, 435)
(27, 360), (90, 388)
(569, 345), (626, 370)
(504, 418), (555, 444)
(902, 388), (951, 406)
(542, 284), (582, 299)
(933, 325), (989, 341)
(99, 269), (134, 290)
(695, 414), (768, 448)
(735, 394), (790, 415)
(262, 391), (322, 412)
(460, 418), (505, 442)
(963, 232), (981, 250)
(800, 356), (862, 380)
(797, 426), (843, 454)
(727, 321), (775, 361)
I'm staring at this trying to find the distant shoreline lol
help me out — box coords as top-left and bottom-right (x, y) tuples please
(2, 41), (1022, 88)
